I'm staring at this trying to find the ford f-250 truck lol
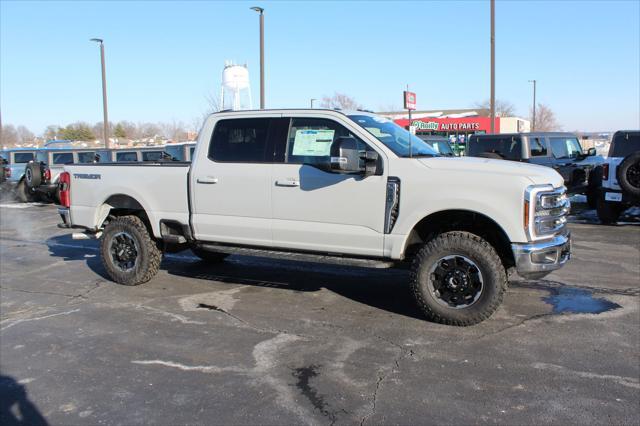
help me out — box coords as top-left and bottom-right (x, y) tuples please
(58, 109), (571, 326)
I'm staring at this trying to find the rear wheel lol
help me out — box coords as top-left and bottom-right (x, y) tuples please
(25, 162), (42, 189)
(410, 231), (507, 326)
(596, 196), (623, 224)
(15, 180), (36, 203)
(617, 152), (640, 198)
(100, 215), (162, 285)
(191, 247), (228, 263)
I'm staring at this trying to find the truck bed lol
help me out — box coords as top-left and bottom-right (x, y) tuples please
(64, 162), (190, 237)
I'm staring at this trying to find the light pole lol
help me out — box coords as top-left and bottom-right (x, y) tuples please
(528, 79), (537, 131)
(310, 98), (317, 108)
(250, 6), (265, 109)
(489, 0), (495, 133)
(90, 38), (110, 148)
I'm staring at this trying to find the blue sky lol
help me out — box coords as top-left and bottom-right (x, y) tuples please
(1, 0), (639, 134)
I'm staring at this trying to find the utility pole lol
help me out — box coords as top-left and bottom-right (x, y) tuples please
(529, 79), (537, 131)
(490, 0), (495, 133)
(310, 98), (317, 108)
(90, 38), (110, 148)
(250, 7), (265, 109)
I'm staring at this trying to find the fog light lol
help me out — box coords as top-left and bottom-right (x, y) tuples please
(531, 250), (558, 264)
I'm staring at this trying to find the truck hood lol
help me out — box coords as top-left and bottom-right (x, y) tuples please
(420, 156), (564, 187)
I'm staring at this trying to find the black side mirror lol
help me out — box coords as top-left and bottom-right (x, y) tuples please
(329, 136), (362, 174)
(587, 147), (596, 157)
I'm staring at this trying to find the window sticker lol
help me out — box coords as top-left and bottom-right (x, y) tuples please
(292, 129), (335, 156)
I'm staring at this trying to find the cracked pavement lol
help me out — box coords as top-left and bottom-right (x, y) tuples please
(1, 203), (638, 425)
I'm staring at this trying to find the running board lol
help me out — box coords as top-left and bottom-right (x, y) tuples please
(197, 243), (396, 269)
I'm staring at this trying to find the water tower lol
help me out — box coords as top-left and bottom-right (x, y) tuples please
(221, 61), (252, 111)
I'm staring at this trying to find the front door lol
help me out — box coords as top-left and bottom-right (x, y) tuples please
(191, 116), (282, 247)
(271, 116), (387, 257)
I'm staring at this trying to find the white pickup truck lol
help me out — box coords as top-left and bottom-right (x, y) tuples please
(58, 109), (571, 325)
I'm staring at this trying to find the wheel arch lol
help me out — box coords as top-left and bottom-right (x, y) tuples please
(99, 194), (153, 235)
(403, 209), (515, 270)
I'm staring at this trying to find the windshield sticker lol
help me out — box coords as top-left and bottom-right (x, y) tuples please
(292, 129), (335, 156)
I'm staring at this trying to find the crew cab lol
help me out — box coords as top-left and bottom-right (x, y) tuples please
(58, 110), (571, 326)
(594, 130), (640, 223)
(467, 132), (596, 196)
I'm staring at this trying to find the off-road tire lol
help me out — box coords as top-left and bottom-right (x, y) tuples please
(15, 180), (35, 203)
(617, 151), (640, 198)
(191, 247), (228, 263)
(25, 162), (42, 189)
(596, 196), (623, 224)
(586, 167), (602, 209)
(410, 231), (507, 326)
(100, 215), (162, 285)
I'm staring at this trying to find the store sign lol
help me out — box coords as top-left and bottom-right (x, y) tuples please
(412, 120), (439, 130)
(404, 91), (417, 110)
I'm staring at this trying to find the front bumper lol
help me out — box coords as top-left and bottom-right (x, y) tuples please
(512, 233), (571, 279)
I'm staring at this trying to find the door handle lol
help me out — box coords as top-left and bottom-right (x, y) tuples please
(197, 177), (218, 184)
(275, 179), (300, 187)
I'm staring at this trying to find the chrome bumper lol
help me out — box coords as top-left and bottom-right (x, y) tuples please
(512, 233), (571, 279)
(58, 207), (71, 228)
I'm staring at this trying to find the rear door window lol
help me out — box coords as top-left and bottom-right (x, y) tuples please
(468, 136), (522, 160)
(13, 152), (34, 163)
(116, 152), (138, 162)
(52, 152), (74, 164)
(77, 152), (97, 163)
(529, 137), (548, 156)
(142, 151), (165, 161)
(164, 146), (183, 161)
(209, 118), (271, 162)
(95, 150), (111, 162)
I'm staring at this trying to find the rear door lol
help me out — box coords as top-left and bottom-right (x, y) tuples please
(191, 115), (286, 247)
(527, 136), (552, 167)
(549, 136), (582, 183)
(270, 115), (387, 256)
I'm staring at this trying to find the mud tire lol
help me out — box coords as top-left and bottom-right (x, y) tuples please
(410, 231), (507, 326)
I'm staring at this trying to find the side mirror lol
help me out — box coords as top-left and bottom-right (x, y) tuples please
(329, 136), (363, 174)
(587, 147), (596, 157)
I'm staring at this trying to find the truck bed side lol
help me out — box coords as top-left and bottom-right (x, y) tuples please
(65, 162), (190, 238)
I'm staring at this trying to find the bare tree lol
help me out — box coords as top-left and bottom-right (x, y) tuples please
(320, 92), (363, 110)
(16, 125), (34, 144)
(1, 125), (18, 146)
(530, 103), (561, 131)
(44, 125), (60, 141)
(204, 91), (221, 113)
(474, 99), (517, 117)
(160, 120), (187, 141)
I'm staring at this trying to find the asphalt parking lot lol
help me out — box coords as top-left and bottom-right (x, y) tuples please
(1, 201), (638, 425)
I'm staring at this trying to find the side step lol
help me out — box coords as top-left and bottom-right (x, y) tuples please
(197, 243), (396, 269)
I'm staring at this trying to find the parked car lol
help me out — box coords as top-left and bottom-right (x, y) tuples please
(26, 148), (111, 201)
(0, 148), (38, 201)
(467, 132), (596, 195)
(593, 130), (640, 223)
(417, 135), (455, 156)
(58, 109), (570, 326)
(113, 146), (171, 162)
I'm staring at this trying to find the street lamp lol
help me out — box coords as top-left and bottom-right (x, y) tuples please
(528, 79), (537, 131)
(90, 38), (110, 148)
(489, 0), (495, 133)
(250, 6), (265, 109)
(310, 98), (317, 108)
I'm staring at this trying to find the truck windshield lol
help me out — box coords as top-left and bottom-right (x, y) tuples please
(348, 115), (439, 157)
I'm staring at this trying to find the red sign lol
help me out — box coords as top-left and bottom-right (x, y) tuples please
(403, 91), (417, 111)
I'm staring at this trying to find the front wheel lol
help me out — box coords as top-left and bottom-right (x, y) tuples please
(410, 231), (507, 326)
(15, 180), (36, 203)
(100, 215), (162, 285)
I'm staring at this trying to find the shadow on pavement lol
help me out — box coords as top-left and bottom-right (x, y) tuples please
(45, 233), (425, 320)
(0, 374), (48, 426)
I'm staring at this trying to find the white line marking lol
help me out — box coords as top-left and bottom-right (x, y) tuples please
(1, 309), (81, 331)
(532, 362), (640, 389)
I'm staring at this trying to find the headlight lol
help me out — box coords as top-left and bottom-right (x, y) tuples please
(525, 185), (569, 240)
